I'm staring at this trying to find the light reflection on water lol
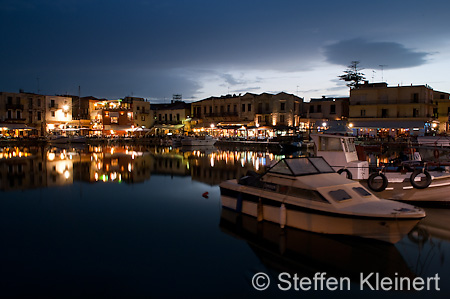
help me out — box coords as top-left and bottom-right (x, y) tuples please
(0, 145), (291, 191)
(0, 145), (449, 297)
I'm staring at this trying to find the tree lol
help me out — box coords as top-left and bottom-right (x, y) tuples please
(339, 61), (366, 89)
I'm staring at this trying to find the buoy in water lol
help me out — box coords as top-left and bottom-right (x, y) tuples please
(202, 192), (209, 198)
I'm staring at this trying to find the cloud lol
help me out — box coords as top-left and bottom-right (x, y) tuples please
(323, 38), (430, 69)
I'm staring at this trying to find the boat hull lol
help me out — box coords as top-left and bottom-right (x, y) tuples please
(360, 172), (450, 206)
(181, 139), (217, 146)
(220, 184), (422, 244)
(48, 136), (86, 144)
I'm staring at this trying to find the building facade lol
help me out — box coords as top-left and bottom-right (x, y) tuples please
(191, 92), (304, 137)
(45, 96), (73, 134)
(349, 82), (438, 137)
(302, 96), (349, 133)
(435, 91), (450, 133)
(122, 96), (153, 129)
(151, 101), (191, 135)
(0, 92), (46, 137)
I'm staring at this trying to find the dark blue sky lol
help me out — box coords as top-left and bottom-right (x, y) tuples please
(1, 0), (449, 102)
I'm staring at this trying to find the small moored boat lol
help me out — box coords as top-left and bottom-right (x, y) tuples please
(219, 157), (425, 243)
(311, 133), (450, 206)
(181, 135), (217, 146)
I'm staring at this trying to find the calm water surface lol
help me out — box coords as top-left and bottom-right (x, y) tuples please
(0, 144), (449, 298)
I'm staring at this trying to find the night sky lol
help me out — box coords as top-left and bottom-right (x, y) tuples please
(1, 0), (449, 102)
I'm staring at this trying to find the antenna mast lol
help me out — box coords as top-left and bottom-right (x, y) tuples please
(379, 65), (387, 82)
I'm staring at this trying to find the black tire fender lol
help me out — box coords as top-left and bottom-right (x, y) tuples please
(337, 168), (352, 179)
(410, 169), (432, 189)
(367, 172), (388, 192)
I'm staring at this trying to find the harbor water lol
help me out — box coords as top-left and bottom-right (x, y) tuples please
(0, 144), (449, 297)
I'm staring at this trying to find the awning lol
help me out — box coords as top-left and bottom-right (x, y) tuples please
(103, 125), (134, 131)
(0, 123), (35, 130)
(130, 127), (152, 132)
(350, 120), (428, 129)
(273, 125), (295, 130)
(153, 124), (184, 130)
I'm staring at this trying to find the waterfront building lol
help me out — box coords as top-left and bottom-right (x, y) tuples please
(191, 92), (304, 138)
(68, 96), (98, 135)
(348, 82), (439, 137)
(435, 91), (450, 133)
(122, 96), (153, 130)
(0, 91), (46, 137)
(45, 95), (73, 135)
(90, 99), (134, 136)
(151, 100), (191, 135)
(302, 96), (349, 133)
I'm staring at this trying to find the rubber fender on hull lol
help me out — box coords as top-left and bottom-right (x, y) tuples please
(337, 168), (352, 179)
(367, 173), (389, 192)
(410, 169), (432, 189)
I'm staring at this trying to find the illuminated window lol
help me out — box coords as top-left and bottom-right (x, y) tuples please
(111, 117), (118, 123)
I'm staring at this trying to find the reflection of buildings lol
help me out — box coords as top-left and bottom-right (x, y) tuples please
(86, 146), (152, 184)
(0, 145), (285, 191)
(149, 147), (190, 177)
(0, 147), (47, 191)
(46, 148), (73, 186)
(189, 150), (281, 185)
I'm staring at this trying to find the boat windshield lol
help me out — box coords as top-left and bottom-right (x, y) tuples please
(268, 157), (334, 176)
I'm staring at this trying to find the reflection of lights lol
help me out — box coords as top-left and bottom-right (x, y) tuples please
(64, 170), (70, 179)
(95, 172), (99, 181)
(60, 153), (65, 159)
(48, 152), (55, 161)
(128, 163), (132, 172)
(210, 156), (214, 167)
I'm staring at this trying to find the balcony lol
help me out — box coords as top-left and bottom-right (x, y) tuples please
(203, 112), (239, 117)
(5, 103), (24, 110)
(48, 103), (59, 110)
(155, 120), (183, 125)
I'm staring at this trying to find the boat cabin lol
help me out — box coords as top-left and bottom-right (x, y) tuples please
(310, 134), (369, 180)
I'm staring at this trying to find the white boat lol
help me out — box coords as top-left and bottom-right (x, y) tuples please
(311, 133), (450, 206)
(170, 136), (183, 147)
(181, 135), (217, 146)
(219, 157), (425, 243)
